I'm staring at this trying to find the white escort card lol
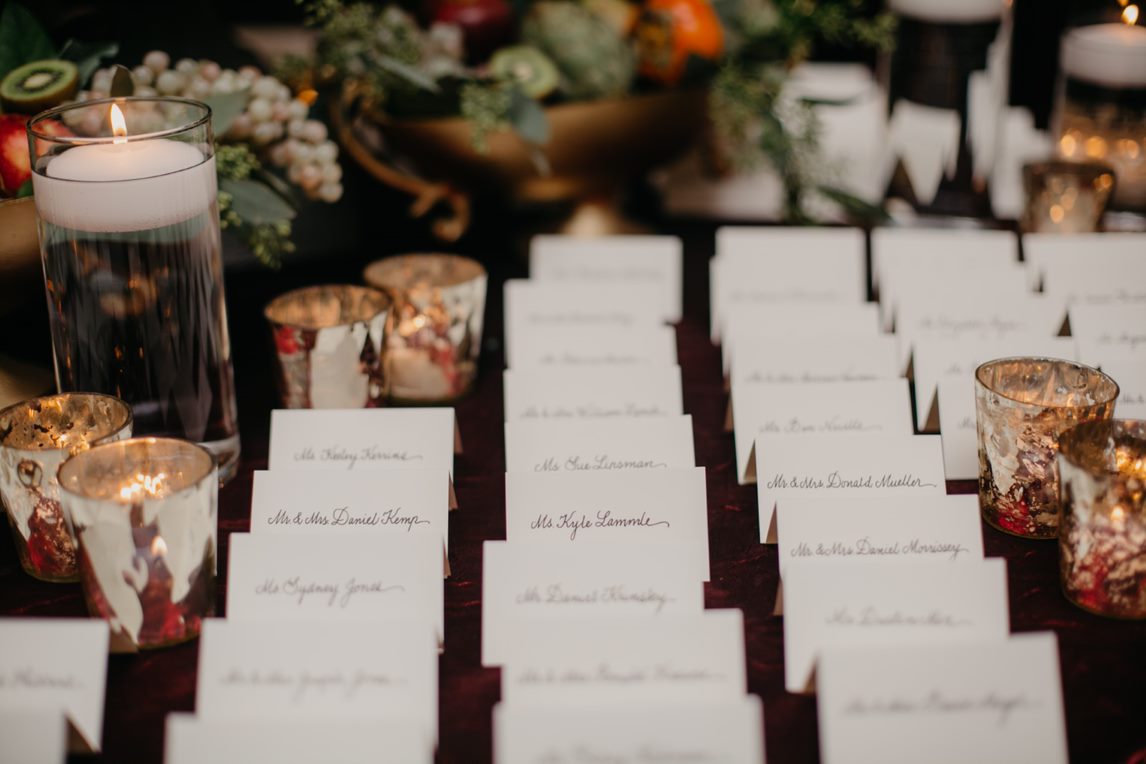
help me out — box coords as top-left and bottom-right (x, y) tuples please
(711, 226), (867, 340)
(481, 541), (704, 667)
(879, 260), (1030, 332)
(493, 697), (766, 764)
(1069, 304), (1146, 365)
(529, 234), (683, 322)
(0, 620), (108, 753)
(782, 558), (1010, 694)
(732, 379), (913, 484)
(755, 434), (946, 543)
(505, 416), (695, 474)
(911, 335), (1078, 431)
(500, 610), (746, 707)
(1102, 355), (1146, 419)
(226, 533), (443, 642)
(937, 378), (979, 481)
(729, 335), (901, 388)
(776, 495), (983, 577)
(1024, 231), (1146, 289)
(249, 469), (449, 552)
(1044, 267), (1146, 310)
(817, 633), (1068, 764)
(503, 365), (683, 422)
(0, 710), (65, 764)
(504, 468), (709, 579)
(871, 227), (1017, 290)
(196, 619), (438, 742)
(267, 408), (457, 507)
(165, 715), (428, 764)
(721, 303), (882, 374)
(507, 324), (678, 370)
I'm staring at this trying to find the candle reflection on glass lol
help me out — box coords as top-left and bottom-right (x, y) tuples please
(0, 394), (132, 582)
(1058, 419), (1146, 619)
(58, 437), (217, 651)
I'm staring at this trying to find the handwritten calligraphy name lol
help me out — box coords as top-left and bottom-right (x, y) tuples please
(254, 576), (405, 609)
(292, 446), (423, 471)
(530, 511), (671, 541)
(534, 456), (670, 472)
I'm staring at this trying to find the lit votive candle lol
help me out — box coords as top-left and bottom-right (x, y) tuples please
(1056, 15), (1146, 210)
(0, 393), (132, 582)
(1022, 160), (1116, 233)
(364, 254), (487, 403)
(264, 285), (391, 409)
(975, 357), (1119, 539)
(58, 437), (217, 651)
(1058, 419), (1146, 619)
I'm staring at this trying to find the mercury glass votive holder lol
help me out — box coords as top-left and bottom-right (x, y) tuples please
(1021, 160), (1116, 233)
(0, 393), (132, 582)
(976, 357), (1119, 539)
(264, 285), (391, 409)
(1058, 420), (1146, 619)
(58, 437), (217, 651)
(363, 254), (487, 403)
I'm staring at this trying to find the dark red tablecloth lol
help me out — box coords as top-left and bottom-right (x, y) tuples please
(2, 222), (1144, 764)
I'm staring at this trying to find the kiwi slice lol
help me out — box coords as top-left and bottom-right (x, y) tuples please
(1, 60), (80, 114)
(490, 46), (559, 100)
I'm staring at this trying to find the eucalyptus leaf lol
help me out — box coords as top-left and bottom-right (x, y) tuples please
(202, 91), (249, 136)
(58, 40), (118, 86)
(0, 3), (55, 80)
(16, 179), (33, 198)
(378, 55), (440, 94)
(817, 185), (890, 225)
(255, 167), (298, 202)
(507, 86), (548, 146)
(109, 65), (134, 98)
(221, 178), (297, 225)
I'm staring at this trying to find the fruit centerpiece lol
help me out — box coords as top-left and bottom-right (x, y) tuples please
(301, 0), (895, 237)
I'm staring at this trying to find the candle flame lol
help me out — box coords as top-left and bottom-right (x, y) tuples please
(119, 472), (167, 501)
(1124, 4), (1140, 24)
(110, 103), (128, 145)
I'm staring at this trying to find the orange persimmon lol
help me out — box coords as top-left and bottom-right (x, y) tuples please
(635, 0), (724, 86)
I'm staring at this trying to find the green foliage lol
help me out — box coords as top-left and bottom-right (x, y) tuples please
(0, 3), (55, 83)
(522, 2), (635, 100)
(58, 40), (119, 86)
(202, 91), (250, 136)
(459, 81), (513, 154)
(215, 144), (262, 182)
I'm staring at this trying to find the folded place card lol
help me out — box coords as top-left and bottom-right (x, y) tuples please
(711, 226), (866, 340)
(755, 434), (946, 543)
(895, 294), (1066, 369)
(504, 468), (709, 579)
(729, 336), (901, 388)
(911, 335), (1078, 431)
(0, 709), (66, 764)
(507, 324), (678, 370)
(782, 558), (1010, 693)
(500, 610), (746, 707)
(493, 697), (766, 764)
(937, 378), (979, 481)
(249, 468), (449, 552)
(1069, 304), (1146, 365)
(817, 633), (1068, 764)
(776, 495), (983, 578)
(0, 620), (108, 753)
(503, 365), (683, 422)
(505, 416), (695, 474)
(879, 261), (1030, 332)
(1044, 267), (1146, 310)
(481, 541), (705, 666)
(529, 234), (683, 322)
(721, 303), (882, 374)
(1022, 232), (1146, 289)
(732, 379), (913, 484)
(226, 532), (443, 642)
(165, 715), (428, 764)
(871, 227), (1017, 290)
(267, 408), (457, 507)
(1101, 355), (1146, 419)
(196, 619), (438, 742)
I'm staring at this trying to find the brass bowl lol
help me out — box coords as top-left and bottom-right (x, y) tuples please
(0, 196), (41, 315)
(335, 89), (709, 239)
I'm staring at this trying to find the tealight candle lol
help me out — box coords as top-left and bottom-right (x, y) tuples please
(1055, 17), (1146, 210)
(364, 254), (488, 403)
(58, 437), (217, 651)
(1058, 420), (1146, 619)
(0, 394), (132, 582)
(28, 98), (240, 481)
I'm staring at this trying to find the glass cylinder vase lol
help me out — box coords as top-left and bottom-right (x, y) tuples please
(27, 97), (240, 482)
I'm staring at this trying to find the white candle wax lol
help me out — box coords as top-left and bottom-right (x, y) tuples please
(1061, 23), (1146, 89)
(32, 138), (216, 233)
(889, 0), (1003, 23)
